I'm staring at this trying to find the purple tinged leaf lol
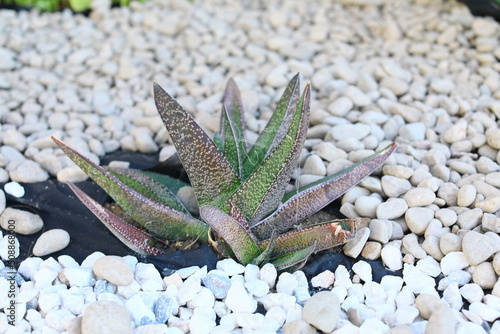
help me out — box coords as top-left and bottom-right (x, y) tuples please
(221, 105), (244, 177)
(200, 205), (261, 265)
(154, 83), (241, 207)
(52, 136), (209, 242)
(259, 220), (355, 258)
(107, 167), (190, 214)
(252, 143), (397, 239)
(229, 83), (311, 224)
(242, 74), (301, 179)
(270, 242), (317, 271)
(222, 78), (248, 165)
(252, 229), (277, 266)
(67, 182), (166, 256)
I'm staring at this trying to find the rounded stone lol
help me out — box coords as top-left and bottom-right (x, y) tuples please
(383, 165), (415, 179)
(443, 120), (467, 144)
(403, 233), (427, 259)
(177, 186), (199, 215)
(302, 154), (326, 176)
(10, 160), (49, 183)
(93, 256), (134, 286)
(482, 213), (500, 233)
(354, 196), (381, 218)
(403, 187), (436, 207)
(369, 219), (393, 244)
(439, 233), (462, 255)
(462, 231), (497, 266)
(472, 262), (497, 289)
(381, 175), (412, 198)
(457, 184), (477, 207)
(437, 183), (459, 206)
(494, 253), (500, 276)
(425, 303), (456, 333)
(343, 227), (370, 258)
(435, 209), (457, 227)
(381, 244), (403, 271)
(81, 300), (133, 334)
(328, 96), (353, 117)
(405, 207), (435, 235)
(0, 207), (44, 235)
(282, 320), (316, 334)
(33, 229), (70, 256)
(487, 128), (500, 149)
(475, 197), (500, 213)
(4, 181), (25, 198)
(376, 198), (408, 220)
(422, 235), (444, 261)
(361, 241), (382, 260)
(302, 291), (340, 333)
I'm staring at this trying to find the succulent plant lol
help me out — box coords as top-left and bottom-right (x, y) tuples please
(52, 74), (396, 270)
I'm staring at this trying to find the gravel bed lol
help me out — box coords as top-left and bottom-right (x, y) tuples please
(1, 0), (500, 333)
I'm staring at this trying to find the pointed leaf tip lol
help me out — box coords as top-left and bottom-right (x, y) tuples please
(66, 182), (166, 256)
(253, 142), (396, 239)
(153, 83), (241, 207)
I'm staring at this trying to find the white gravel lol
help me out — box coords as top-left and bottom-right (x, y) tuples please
(0, 0), (500, 332)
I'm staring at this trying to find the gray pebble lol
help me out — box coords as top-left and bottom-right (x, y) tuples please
(154, 297), (177, 324)
(202, 272), (231, 299)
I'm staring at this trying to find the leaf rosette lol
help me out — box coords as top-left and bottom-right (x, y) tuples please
(53, 74), (396, 270)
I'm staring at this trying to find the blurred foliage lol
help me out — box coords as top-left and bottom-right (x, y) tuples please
(0, 0), (148, 12)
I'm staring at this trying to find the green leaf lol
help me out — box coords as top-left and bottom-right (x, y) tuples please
(242, 74), (301, 179)
(107, 167), (190, 215)
(251, 229), (277, 266)
(221, 105), (244, 177)
(270, 242), (317, 271)
(154, 83), (241, 208)
(138, 171), (190, 195)
(52, 136), (209, 241)
(252, 143), (397, 239)
(221, 78), (247, 177)
(199, 205), (261, 265)
(260, 220), (354, 258)
(229, 83), (310, 224)
(213, 132), (224, 152)
(67, 182), (166, 256)
(69, 0), (91, 11)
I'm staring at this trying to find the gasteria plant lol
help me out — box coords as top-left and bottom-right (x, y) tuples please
(52, 74), (396, 270)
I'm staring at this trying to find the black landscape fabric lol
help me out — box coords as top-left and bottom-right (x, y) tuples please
(2, 151), (401, 280)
